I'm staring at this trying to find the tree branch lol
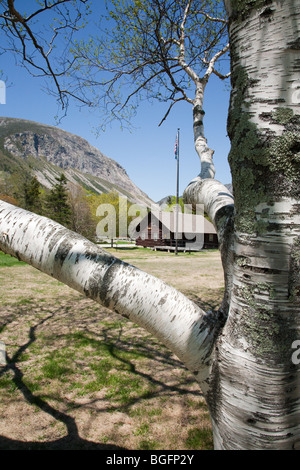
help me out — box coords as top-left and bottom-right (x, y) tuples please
(183, 177), (234, 236)
(2, 0), (89, 109)
(197, 11), (228, 24)
(158, 96), (188, 126)
(202, 43), (230, 85)
(212, 69), (231, 80)
(0, 200), (225, 388)
(176, 0), (200, 84)
(183, 177), (235, 319)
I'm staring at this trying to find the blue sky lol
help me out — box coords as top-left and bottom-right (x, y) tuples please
(0, 2), (232, 203)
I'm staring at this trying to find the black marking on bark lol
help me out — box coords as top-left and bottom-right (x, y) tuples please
(47, 228), (67, 253)
(256, 98), (285, 105)
(193, 310), (227, 366)
(288, 237), (300, 301)
(54, 239), (73, 267)
(288, 38), (300, 50)
(214, 203), (235, 232)
(247, 417), (257, 424)
(193, 105), (205, 116)
(239, 265), (282, 275)
(259, 7), (274, 19)
(97, 258), (124, 307)
(290, 140), (300, 154)
(205, 347), (223, 410)
(193, 119), (204, 129)
(193, 106), (205, 130)
(158, 296), (167, 306)
(259, 112), (273, 122)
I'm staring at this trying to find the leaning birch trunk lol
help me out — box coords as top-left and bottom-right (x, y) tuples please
(204, 0), (300, 450)
(0, 200), (224, 389)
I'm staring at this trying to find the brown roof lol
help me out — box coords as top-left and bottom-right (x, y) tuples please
(146, 211), (217, 235)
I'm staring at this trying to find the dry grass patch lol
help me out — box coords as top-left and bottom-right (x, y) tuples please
(0, 248), (223, 450)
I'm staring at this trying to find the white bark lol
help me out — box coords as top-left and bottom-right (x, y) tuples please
(228, 1), (299, 131)
(192, 42), (230, 179)
(183, 176), (235, 317)
(205, 0), (300, 450)
(174, 3), (229, 180)
(209, 199), (300, 450)
(183, 177), (233, 233)
(193, 92), (216, 180)
(0, 200), (223, 389)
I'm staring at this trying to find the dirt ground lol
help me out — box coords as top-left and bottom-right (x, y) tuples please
(0, 248), (224, 450)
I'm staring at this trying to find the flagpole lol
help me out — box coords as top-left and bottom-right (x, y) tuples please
(175, 129), (180, 256)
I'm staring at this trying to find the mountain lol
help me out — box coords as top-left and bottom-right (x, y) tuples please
(225, 183), (233, 194)
(156, 195), (174, 206)
(0, 117), (154, 207)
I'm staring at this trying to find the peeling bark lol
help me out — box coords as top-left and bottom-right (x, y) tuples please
(183, 0), (300, 450)
(205, 0), (300, 450)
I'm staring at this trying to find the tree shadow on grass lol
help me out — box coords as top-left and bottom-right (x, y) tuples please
(0, 435), (124, 451)
(0, 315), (126, 450)
(0, 304), (207, 450)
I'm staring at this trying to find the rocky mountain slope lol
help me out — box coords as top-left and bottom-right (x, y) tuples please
(0, 117), (154, 207)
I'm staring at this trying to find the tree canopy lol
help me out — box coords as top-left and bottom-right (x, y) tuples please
(0, 0), (91, 110)
(70, 0), (229, 128)
(0, 0), (229, 127)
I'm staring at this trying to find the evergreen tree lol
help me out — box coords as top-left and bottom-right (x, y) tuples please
(45, 174), (71, 227)
(24, 176), (41, 213)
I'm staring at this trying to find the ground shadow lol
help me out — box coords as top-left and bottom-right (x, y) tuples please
(0, 315), (126, 450)
(0, 435), (125, 450)
(0, 305), (205, 450)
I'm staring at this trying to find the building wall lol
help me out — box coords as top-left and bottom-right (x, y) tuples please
(135, 214), (218, 249)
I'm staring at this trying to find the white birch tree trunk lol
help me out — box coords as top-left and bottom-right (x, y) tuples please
(193, 85), (216, 179)
(202, 0), (300, 449)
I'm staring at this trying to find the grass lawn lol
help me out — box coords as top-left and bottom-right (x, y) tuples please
(0, 251), (25, 267)
(0, 248), (224, 450)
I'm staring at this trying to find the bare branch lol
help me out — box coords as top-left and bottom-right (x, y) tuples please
(158, 96), (188, 126)
(197, 10), (228, 24)
(25, 0), (88, 22)
(202, 43), (230, 84)
(212, 69), (231, 80)
(177, 0), (200, 84)
(2, 0), (89, 109)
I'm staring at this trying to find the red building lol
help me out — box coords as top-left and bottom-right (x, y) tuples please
(135, 211), (218, 251)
